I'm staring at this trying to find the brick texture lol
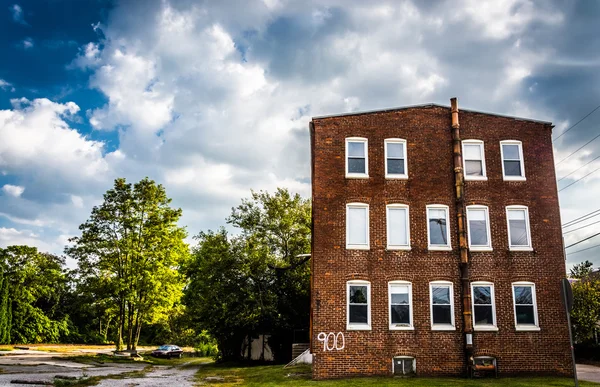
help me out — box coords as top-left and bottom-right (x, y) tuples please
(310, 105), (572, 379)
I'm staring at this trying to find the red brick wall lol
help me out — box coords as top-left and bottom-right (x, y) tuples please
(310, 105), (572, 379)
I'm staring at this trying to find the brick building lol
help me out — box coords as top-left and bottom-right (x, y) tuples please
(309, 99), (573, 379)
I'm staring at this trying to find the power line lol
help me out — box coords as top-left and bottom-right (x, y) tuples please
(563, 208), (600, 228)
(558, 165), (600, 192)
(565, 231), (600, 249)
(556, 131), (600, 165)
(553, 104), (600, 142)
(563, 219), (600, 234)
(566, 242), (600, 256)
(558, 155), (600, 182)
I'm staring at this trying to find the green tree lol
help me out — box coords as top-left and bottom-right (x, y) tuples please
(184, 188), (311, 362)
(570, 260), (594, 279)
(571, 276), (600, 343)
(66, 177), (189, 351)
(0, 246), (70, 344)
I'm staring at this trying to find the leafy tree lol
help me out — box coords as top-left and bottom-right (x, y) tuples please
(0, 246), (70, 344)
(184, 188), (311, 362)
(571, 260), (594, 279)
(571, 276), (600, 343)
(66, 177), (189, 351)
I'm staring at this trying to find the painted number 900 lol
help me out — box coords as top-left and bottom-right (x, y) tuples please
(317, 332), (345, 351)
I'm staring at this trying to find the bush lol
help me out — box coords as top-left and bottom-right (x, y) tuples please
(194, 330), (218, 357)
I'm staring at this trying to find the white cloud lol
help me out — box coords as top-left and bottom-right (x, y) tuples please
(10, 4), (28, 25)
(21, 37), (34, 49)
(2, 184), (24, 197)
(0, 79), (15, 92)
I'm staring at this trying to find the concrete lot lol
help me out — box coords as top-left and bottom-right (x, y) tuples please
(578, 364), (600, 384)
(0, 349), (199, 386)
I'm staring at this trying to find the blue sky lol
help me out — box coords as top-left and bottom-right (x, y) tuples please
(0, 0), (599, 270)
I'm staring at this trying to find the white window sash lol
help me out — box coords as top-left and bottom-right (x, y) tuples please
(345, 138), (368, 178)
(462, 140), (487, 180)
(466, 206), (492, 251)
(500, 140), (526, 181)
(512, 282), (540, 331)
(389, 281), (413, 330)
(387, 205), (410, 250)
(471, 282), (497, 331)
(426, 205), (451, 250)
(385, 138), (408, 179)
(506, 206), (533, 251)
(346, 203), (369, 250)
(347, 281), (371, 330)
(430, 281), (455, 330)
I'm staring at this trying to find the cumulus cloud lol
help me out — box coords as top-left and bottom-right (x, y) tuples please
(2, 184), (24, 197)
(1, 0), (599, 268)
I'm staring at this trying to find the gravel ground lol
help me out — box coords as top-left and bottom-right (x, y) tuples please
(0, 351), (201, 386)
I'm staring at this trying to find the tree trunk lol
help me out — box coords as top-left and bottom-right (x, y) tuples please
(126, 301), (135, 351)
(117, 298), (125, 351)
(133, 311), (143, 350)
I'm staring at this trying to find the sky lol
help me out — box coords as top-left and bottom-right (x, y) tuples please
(0, 0), (599, 270)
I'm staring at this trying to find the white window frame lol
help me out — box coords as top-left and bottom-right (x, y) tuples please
(346, 203), (369, 250)
(506, 205), (533, 251)
(462, 139), (487, 181)
(500, 140), (526, 181)
(466, 205), (493, 251)
(392, 356), (416, 375)
(512, 282), (540, 331)
(430, 281), (455, 330)
(471, 281), (498, 331)
(426, 205), (452, 251)
(386, 204), (411, 250)
(345, 137), (368, 178)
(388, 281), (413, 330)
(347, 280), (371, 331)
(384, 138), (408, 179)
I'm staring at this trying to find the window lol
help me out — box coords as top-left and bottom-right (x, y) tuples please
(471, 282), (497, 330)
(387, 204), (410, 250)
(501, 140), (525, 180)
(430, 281), (455, 330)
(389, 281), (413, 330)
(512, 282), (539, 331)
(506, 206), (532, 250)
(427, 205), (451, 250)
(346, 203), (369, 249)
(462, 140), (487, 180)
(385, 138), (408, 178)
(346, 138), (368, 178)
(393, 357), (415, 375)
(466, 206), (492, 251)
(347, 281), (371, 330)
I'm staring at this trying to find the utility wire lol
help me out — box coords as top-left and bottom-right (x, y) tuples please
(563, 208), (600, 228)
(565, 231), (600, 249)
(558, 155), (600, 182)
(556, 131), (600, 165)
(566, 242), (600, 256)
(558, 166), (600, 192)
(553, 104), (600, 142)
(563, 219), (600, 234)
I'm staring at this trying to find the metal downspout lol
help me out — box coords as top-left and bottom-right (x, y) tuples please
(451, 97), (474, 375)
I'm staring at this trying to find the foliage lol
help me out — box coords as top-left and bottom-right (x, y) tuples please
(570, 260), (594, 279)
(0, 246), (70, 344)
(571, 273), (600, 343)
(184, 188), (311, 362)
(194, 330), (219, 357)
(66, 177), (189, 350)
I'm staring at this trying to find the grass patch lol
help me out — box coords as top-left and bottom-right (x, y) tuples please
(53, 367), (151, 387)
(195, 363), (599, 387)
(0, 346), (13, 351)
(61, 352), (213, 367)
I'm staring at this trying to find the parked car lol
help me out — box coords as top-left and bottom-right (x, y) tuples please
(151, 345), (183, 359)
